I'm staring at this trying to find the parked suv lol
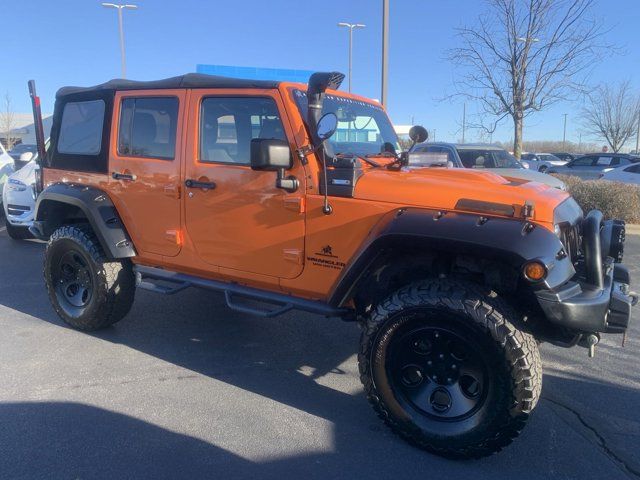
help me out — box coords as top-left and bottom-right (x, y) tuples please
(29, 72), (636, 459)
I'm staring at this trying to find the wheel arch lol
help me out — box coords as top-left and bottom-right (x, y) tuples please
(33, 183), (136, 259)
(327, 207), (573, 309)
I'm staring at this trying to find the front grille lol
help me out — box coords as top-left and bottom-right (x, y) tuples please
(7, 204), (30, 216)
(558, 221), (582, 262)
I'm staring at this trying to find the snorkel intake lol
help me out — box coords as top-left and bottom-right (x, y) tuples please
(306, 72), (344, 146)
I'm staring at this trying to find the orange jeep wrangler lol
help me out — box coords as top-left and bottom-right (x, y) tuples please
(27, 72), (636, 458)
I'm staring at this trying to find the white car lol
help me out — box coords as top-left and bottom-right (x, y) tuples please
(0, 142), (15, 203)
(599, 162), (640, 185)
(2, 154), (37, 240)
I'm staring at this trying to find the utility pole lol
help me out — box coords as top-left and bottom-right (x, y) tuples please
(562, 113), (568, 151)
(636, 110), (640, 154)
(578, 132), (582, 152)
(337, 22), (366, 93)
(102, 3), (138, 79)
(462, 103), (466, 143)
(381, 0), (389, 107)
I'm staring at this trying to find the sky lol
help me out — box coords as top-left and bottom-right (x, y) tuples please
(2, 0), (639, 146)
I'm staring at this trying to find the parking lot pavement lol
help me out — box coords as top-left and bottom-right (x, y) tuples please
(0, 226), (638, 480)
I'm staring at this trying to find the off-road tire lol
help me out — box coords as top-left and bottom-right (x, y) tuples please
(44, 224), (135, 331)
(358, 278), (542, 459)
(5, 218), (33, 240)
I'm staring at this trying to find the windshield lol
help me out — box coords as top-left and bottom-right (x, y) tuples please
(540, 154), (562, 161)
(292, 89), (400, 157)
(457, 149), (522, 169)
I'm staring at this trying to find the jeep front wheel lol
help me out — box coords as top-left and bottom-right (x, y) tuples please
(44, 225), (136, 331)
(359, 278), (541, 459)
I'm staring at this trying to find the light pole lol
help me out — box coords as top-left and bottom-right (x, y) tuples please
(635, 110), (640, 154)
(562, 113), (568, 151)
(102, 3), (138, 79)
(337, 22), (366, 93)
(381, 0), (389, 107)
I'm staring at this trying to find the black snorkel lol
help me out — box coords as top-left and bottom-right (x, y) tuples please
(306, 72), (344, 215)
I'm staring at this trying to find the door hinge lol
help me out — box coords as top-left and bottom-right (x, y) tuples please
(296, 145), (314, 165)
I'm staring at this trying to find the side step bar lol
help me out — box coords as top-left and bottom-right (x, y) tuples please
(135, 265), (352, 320)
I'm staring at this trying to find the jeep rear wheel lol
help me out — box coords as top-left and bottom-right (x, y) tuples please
(359, 278), (541, 459)
(44, 225), (135, 331)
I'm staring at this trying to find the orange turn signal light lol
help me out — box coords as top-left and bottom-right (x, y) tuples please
(523, 261), (547, 282)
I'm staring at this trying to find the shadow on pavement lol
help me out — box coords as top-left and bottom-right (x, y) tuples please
(1, 236), (639, 478)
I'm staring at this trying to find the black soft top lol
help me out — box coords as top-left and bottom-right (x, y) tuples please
(56, 73), (281, 98)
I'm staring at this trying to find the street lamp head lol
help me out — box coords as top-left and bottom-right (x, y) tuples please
(338, 22), (366, 29)
(516, 37), (539, 42)
(102, 2), (138, 8)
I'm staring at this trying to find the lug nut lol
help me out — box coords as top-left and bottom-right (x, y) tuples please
(438, 354), (444, 359)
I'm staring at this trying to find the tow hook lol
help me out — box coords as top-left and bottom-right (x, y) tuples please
(585, 334), (599, 358)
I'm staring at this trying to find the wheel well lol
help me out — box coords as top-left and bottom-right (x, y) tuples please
(350, 248), (521, 316)
(37, 199), (89, 236)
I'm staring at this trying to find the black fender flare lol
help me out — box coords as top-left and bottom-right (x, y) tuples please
(327, 207), (574, 307)
(32, 183), (136, 259)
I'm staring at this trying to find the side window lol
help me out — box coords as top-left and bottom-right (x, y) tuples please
(596, 156), (613, 166)
(458, 150), (488, 168)
(58, 100), (105, 155)
(200, 97), (286, 164)
(571, 156), (595, 167)
(626, 164), (640, 174)
(118, 97), (179, 160)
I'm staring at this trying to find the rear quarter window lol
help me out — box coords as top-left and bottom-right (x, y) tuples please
(57, 100), (105, 155)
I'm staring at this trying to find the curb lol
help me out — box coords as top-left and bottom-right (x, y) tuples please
(626, 224), (640, 236)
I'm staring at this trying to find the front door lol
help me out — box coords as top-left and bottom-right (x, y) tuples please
(109, 90), (185, 257)
(184, 90), (306, 279)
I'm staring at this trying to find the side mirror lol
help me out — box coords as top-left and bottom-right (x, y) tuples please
(409, 125), (428, 144)
(250, 138), (298, 193)
(316, 112), (338, 141)
(250, 138), (292, 171)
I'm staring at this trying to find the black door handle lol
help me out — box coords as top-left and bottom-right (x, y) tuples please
(185, 179), (216, 190)
(112, 172), (137, 181)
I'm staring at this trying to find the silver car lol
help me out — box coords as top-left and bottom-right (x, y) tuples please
(410, 143), (566, 189)
(520, 153), (567, 172)
(547, 154), (639, 180)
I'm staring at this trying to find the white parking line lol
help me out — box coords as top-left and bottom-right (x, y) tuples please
(0, 227), (6, 233)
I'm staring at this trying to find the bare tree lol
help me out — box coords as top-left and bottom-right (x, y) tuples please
(0, 92), (17, 150)
(581, 81), (640, 153)
(447, 0), (609, 158)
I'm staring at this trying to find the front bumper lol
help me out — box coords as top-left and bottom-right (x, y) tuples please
(536, 261), (637, 333)
(535, 210), (637, 334)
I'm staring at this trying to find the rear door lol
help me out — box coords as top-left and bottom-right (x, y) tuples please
(183, 89), (306, 279)
(109, 90), (185, 257)
(565, 156), (596, 178)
